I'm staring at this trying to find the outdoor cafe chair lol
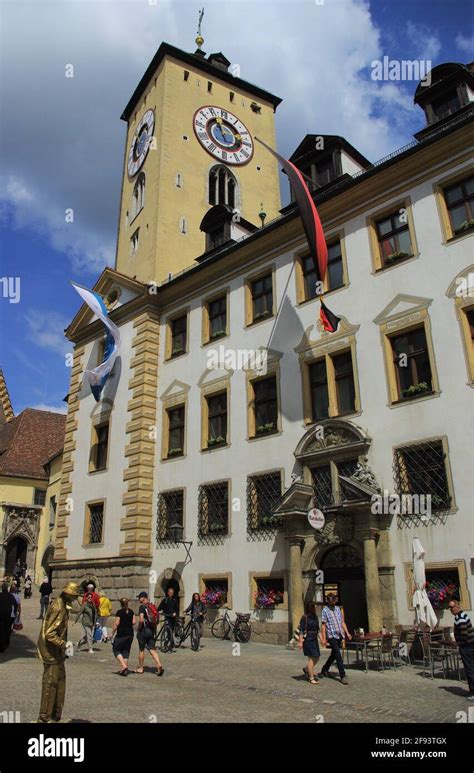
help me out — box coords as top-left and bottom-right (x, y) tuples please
(419, 634), (451, 679)
(369, 635), (394, 671)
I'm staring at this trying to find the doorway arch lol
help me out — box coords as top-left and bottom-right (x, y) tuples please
(5, 536), (28, 576)
(320, 544), (368, 633)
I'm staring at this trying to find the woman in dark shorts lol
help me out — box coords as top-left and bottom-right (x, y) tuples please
(110, 598), (136, 676)
(298, 602), (321, 685)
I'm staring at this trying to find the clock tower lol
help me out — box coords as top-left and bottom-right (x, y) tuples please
(114, 40), (282, 284)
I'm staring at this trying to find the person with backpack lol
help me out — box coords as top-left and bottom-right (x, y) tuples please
(135, 592), (164, 676)
(298, 601), (321, 685)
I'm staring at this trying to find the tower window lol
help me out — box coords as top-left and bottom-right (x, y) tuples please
(179, 217), (187, 234)
(229, 92), (235, 103)
(130, 228), (139, 256)
(183, 70), (189, 82)
(175, 172), (183, 188)
(207, 81), (212, 93)
(208, 165), (238, 208)
(131, 173), (145, 220)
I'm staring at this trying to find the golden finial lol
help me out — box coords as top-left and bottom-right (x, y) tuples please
(196, 7), (205, 49)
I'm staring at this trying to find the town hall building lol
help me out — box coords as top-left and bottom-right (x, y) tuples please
(50, 40), (473, 643)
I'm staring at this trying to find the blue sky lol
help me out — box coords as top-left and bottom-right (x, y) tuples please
(0, 0), (472, 413)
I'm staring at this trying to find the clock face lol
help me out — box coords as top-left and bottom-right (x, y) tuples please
(127, 109), (155, 177)
(193, 106), (254, 165)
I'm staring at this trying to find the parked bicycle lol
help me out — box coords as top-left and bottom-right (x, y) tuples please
(211, 607), (251, 643)
(174, 612), (203, 651)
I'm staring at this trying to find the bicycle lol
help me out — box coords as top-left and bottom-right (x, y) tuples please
(155, 615), (178, 653)
(211, 607), (251, 643)
(174, 612), (204, 651)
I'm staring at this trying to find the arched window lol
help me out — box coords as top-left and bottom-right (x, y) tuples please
(131, 173), (145, 220)
(208, 165), (238, 209)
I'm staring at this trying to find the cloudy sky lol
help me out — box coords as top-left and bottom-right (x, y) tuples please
(0, 0), (471, 413)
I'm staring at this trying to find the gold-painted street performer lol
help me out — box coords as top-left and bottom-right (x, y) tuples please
(36, 581), (80, 723)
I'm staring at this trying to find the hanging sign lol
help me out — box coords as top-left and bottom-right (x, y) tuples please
(308, 508), (325, 530)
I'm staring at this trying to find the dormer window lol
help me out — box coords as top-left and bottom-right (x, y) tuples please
(432, 89), (462, 121)
(315, 157), (335, 187)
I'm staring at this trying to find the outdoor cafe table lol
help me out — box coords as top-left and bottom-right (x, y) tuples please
(349, 633), (392, 673)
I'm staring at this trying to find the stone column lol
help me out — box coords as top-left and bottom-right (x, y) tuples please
(289, 537), (304, 634)
(363, 535), (384, 632)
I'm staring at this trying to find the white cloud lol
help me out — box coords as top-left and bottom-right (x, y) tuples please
(406, 21), (441, 63)
(0, 0), (424, 270)
(455, 34), (473, 55)
(25, 310), (70, 357)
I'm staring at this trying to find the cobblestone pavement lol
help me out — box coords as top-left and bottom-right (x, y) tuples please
(0, 597), (470, 724)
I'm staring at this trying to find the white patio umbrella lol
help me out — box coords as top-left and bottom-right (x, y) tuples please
(412, 537), (438, 630)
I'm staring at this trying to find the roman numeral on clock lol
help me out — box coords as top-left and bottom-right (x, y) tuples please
(208, 143), (217, 152)
(222, 151), (227, 161)
(198, 132), (207, 140)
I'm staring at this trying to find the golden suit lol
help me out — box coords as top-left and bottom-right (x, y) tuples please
(37, 595), (71, 723)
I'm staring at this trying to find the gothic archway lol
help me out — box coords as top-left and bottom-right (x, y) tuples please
(5, 536), (27, 576)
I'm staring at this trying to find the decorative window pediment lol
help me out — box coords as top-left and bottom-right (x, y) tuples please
(159, 380), (190, 403)
(373, 294), (432, 328)
(294, 418), (371, 462)
(294, 316), (360, 358)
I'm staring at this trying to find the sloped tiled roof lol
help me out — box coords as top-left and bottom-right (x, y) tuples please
(0, 409), (66, 480)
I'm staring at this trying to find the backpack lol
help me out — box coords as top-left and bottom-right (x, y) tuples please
(144, 603), (159, 628)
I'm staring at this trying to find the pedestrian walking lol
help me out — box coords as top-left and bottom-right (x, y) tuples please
(36, 581), (81, 723)
(184, 592), (206, 639)
(135, 592), (164, 676)
(98, 592), (112, 642)
(24, 575), (32, 600)
(75, 593), (97, 653)
(319, 593), (352, 685)
(0, 582), (17, 652)
(81, 583), (100, 610)
(9, 583), (22, 631)
(449, 599), (474, 700)
(110, 598), (136, 676)
(298, 602), (321, 685)
(38, 578), (53, 620)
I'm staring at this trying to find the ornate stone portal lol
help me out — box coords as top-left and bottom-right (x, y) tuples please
(0, 503), (42, 576)
(274, 419), (397, 633)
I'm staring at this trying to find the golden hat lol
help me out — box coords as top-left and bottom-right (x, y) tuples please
(62, 581), (81, 597)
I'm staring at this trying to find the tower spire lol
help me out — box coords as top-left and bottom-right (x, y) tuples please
(195, 7), (205, 50)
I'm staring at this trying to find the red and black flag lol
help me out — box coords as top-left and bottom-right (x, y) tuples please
(319, 300), (341, 333)
(255, 136), (340, 333)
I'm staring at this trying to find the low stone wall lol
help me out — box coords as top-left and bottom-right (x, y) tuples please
(51, 560), (151, 603)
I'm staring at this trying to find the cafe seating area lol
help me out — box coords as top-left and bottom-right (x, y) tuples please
(343, 625), (466, 681)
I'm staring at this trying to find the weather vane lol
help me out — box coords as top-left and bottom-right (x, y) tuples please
(196, 7), (205, 49)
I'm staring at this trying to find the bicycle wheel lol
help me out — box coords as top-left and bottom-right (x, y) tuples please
(190, 623), (201, 651)
(173, 620), (184, 648)
(235, 621), (251, 643)
(160, 624), (173, 653)
(211, 617), (231, 639)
